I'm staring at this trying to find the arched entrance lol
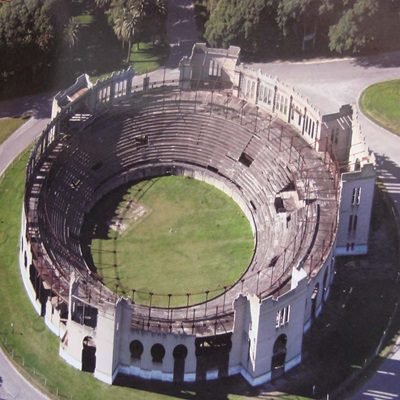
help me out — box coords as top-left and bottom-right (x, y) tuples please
(195, 333), (232, 381)
(173, 344), (188, 383)
(271, 334), (287, 379)
(82, 336), (96, 373)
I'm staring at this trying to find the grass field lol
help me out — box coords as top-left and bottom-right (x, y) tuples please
(87, 176), (254, 307)
(359, 79), (400, 136)
(0, 117), (27, 145)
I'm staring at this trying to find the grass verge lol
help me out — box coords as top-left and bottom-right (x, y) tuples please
(359, 79), (400, 136)
(0, 117), (28, 145)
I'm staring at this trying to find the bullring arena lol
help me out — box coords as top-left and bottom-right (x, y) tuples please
(19, 44), (376, 386)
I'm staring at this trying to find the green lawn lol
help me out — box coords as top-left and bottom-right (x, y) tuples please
(0, 117), (27, 145)
(129, 42), (169, 75)
(359, 79), (400, 136)
(88, 176), (254, 307)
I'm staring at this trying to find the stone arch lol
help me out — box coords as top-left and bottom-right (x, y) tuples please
(130, 340), (143, 360)
(271, 334), (287, 378)
(151, 343), (165, 363)
(82, 336), (96, 373)
(173, 344), (188, 383)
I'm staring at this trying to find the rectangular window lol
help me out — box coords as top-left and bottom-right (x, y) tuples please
(352, 187), (362, 206)
(276, 305), (291, 328)
(275, 310), (281, 328)
(284, 305), (290, 324)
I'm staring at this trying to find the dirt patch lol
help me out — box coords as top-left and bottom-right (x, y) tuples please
(109, 200), (151, 234)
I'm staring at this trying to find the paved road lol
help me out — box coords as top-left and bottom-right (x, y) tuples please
(0, 348), (47, 400)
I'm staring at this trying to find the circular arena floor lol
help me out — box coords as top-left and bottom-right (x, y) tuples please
(82, 176), (254, 306)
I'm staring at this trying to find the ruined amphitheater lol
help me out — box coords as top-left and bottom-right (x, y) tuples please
(20, 44), (375, 386)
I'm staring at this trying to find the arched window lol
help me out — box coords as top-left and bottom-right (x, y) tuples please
(151, 343), (165, 363)
(173, 344), (188, 360)
(130, 340), (143, 360)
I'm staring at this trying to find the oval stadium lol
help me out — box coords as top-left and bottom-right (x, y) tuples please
(20, 44), (376, 386)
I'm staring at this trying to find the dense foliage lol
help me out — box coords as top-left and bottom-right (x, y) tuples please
(200, 0), (400, 55)
(96, 0), (167, 61)
(0, 0), (167, 99)
(0, 0), (69, 86)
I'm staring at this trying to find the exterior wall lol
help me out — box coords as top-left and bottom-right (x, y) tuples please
(336, 164), (376, 255)
(321, 105), (353, 164)
(230, 266), (309, 386)
(182, 43), (240, 87)
(116, 300), (197, 382)
(303, 249), (336, 331)
(234, 66), (322, 150)
(20, 208), (65, 337)
(94, 303), (120, 383)
(60, 319), (95, 371)
(20, 208), (41, 315)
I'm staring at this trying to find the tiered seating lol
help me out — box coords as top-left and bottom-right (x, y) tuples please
(26, 87), (338, 331)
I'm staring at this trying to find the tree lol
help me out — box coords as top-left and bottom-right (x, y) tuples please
(328, 0), (400, 54)
(204, 0), (276, 52)
(0, 0), (69, 79)
(107, 0), (167, 62)
(64, 17), (79, 49)
(113, 2), (140, 62)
